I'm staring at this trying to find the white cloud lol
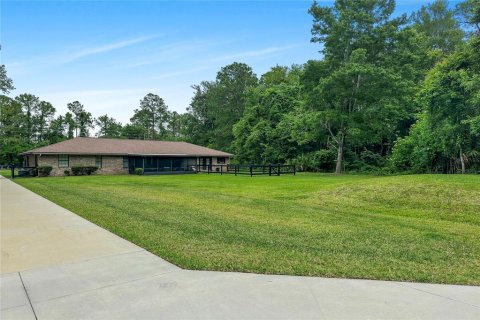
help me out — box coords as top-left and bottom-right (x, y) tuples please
(118, 38), (238, 69)
(60, 35), (159, 64)
(208, 44), (301, 63)
(8, 35), (160, 75)
(120, 40), (210, 69)
(150, 65), (215, 80)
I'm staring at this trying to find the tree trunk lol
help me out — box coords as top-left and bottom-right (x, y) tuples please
(460, 147), (465, 174)
(335, 134), (344, 174)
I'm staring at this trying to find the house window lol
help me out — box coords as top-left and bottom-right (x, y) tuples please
(123, 156), (129, 168)
(58, 155), (69, 167)
(217, 157), (226, 164)
(95, 155), (102, 168)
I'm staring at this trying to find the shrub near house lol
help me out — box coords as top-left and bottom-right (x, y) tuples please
(37, 166), (52, 177)
(71, 166), (98, 176)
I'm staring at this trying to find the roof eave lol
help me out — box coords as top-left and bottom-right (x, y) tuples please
(21, 151), (233, 157)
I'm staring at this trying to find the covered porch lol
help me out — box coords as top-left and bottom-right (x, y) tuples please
(128, 156), (199, 174)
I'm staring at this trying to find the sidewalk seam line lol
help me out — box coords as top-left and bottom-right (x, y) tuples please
(19, 272), (38, 320)
(30, 270), (176, 304)
(17, 249), (148, 274)
(397, 283), (480, 309)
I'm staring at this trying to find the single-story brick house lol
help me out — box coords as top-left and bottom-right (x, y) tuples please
(21, 137), (233, 176)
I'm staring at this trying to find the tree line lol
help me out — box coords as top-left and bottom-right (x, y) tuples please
(1, 0), (479, 173)
(0, 89), (187, 164)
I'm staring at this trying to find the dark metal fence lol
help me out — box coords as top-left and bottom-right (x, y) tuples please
(3, 165), (37, 179)
(140, 164), (296, 176)
(5, 163), (296, 178)
(192, 164), (296, 176)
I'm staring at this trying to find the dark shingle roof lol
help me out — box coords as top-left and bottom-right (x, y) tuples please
(22, 137), (233, 157)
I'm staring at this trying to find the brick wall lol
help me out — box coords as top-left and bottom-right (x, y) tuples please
(98, 156), (128, 175)
(37, 155), (60, 175)
(35, 154), (230, 176)
(37, 155), (128, 176)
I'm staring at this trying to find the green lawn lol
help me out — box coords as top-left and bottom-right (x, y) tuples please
(10, 173), (480, 285)
(1, 169), (16, 178)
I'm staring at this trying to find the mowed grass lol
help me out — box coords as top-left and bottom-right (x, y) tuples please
(11, 173), (480, 285)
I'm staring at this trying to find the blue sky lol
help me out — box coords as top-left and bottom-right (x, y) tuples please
(1, 0), (460, 124)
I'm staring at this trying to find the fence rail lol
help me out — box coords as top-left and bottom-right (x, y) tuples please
(5, 163), (296, 178)
(193, 164), (296, 177)
(3, 165), (37, 178)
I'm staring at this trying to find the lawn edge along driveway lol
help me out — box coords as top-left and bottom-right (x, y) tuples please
(1, 176), (479, 319)
(9, 173), (480, 285)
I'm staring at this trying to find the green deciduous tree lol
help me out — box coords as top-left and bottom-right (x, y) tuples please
(35, 101), (56, 143)
(187, 62), (258, 151)
(121, 123), (148, 140)
(96, 115), (123, 138)
(185, 81), (216, 146)
(391, 35), (480, 173)
(67, 101), (94, 137)
(308, 0), (409, 173)
(0, 96), (30, 164)
(1, 92), (64, 163)
(0, 46), (14, 94)
(166, 111), (188, 139)
(456, 0), (480, 35)
(422, 36), (480, 173)
(12, 94), (56, 143)
(0, 66), (14, 94)
(233, 66), (305, 164)
(412, 0), (465, 53)
(46, 115), (67, 143)
(131, 93), (169, 139)
(14, 94), (40, 142)
(64, 112), (75, 139)
(77, 111), (94, 137)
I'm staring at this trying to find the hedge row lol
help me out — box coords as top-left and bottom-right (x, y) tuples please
(71, 166), (99, 176)
(37, 166), (53, 177)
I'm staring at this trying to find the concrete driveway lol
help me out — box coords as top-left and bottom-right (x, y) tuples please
(1, 177), (479, 319)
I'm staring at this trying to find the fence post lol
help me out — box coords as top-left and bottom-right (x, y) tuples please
(207, 164), (210, 174)
(250, 165), (253, 177)
(277, 164), (280, 176)
(269, 164), (272, 176)
(293, 165), (296, 175)
(235, 165), (237, 176)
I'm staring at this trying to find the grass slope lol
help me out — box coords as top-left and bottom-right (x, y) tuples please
(11, 173), (480, 285)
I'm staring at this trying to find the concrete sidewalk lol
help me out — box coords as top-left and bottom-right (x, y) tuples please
(1, 177), (479, 319)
